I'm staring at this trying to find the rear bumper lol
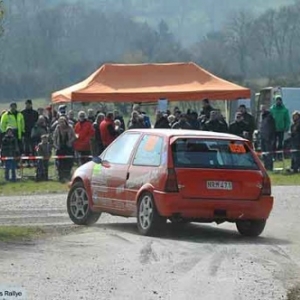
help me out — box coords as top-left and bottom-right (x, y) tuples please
(153, 191), (274, 221)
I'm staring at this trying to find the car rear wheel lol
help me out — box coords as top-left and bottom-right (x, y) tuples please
(67, 182), (101, 225)
(137, 192), (166, 236)
(236, 220), (266, 237)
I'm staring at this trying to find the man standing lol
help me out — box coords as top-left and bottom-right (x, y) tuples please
(22, 99), (38, 163)
(0, 102), (25, 154)
(260, 105), (276, 171)
(229, 112), (251, 138)
(200, 99), (214, 121)
(238, 104), (256, 141)
(270, 95), (290, 160)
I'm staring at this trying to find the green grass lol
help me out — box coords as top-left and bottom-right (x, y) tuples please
(0, 226), (45, 242)
(269, 171), (300, 186)
(0, 163), (69, 196)
(0, 179), (68, 196)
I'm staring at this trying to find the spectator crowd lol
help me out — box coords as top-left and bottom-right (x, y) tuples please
(0, 97), (300, 183)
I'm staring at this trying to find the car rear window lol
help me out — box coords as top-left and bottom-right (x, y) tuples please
(171, 138), (259, 170)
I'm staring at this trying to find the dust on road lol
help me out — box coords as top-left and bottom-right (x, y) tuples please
(0, 187), (300, 300)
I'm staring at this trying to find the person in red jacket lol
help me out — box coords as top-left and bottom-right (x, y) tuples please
(99, 112), (118, 149)
(74, 111), (95, 165)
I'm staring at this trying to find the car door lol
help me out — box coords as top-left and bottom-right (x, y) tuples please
(126, 134), (165, 206)
(91, 132), (141, 214)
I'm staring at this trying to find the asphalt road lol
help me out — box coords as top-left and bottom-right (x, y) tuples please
(0, 187), (300, 300)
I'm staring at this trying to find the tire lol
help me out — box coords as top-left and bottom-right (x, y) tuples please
(67, 182), (101, 225)
(137, 192), (166, 236)
(236, 220), (266, 237)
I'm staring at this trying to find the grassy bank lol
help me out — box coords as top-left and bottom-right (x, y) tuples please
(0, 226), (45, 242)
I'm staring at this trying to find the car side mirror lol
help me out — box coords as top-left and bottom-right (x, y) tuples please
(92, 156), (102, 164)
(92, 156), (110, 168)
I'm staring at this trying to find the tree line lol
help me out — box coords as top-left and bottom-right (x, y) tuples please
(0, 1), (300, 102)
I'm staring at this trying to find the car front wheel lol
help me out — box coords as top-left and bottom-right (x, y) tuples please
(67, 182), (101, 225)
(236, 220), (266, 237)
(137, 192), (165, 236)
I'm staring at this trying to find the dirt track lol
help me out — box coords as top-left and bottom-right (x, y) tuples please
(0, 186), (300, 300)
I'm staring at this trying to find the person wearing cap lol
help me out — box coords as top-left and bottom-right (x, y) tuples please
(21, 99), (38, 163)
(0, 103), (25, 153)
(270, 95), (290, 160)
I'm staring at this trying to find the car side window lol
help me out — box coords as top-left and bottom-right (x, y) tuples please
(133, 134), (163, 166)
(103, 133), (140, 164)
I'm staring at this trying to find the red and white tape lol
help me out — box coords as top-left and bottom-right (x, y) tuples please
(0, 155), (93, 161)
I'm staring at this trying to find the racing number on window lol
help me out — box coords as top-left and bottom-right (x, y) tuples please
(144, 136), (160, 152)
(229, 143), (246, 154)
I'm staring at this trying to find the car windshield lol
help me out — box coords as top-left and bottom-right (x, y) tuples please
(172, 138), (259, 170)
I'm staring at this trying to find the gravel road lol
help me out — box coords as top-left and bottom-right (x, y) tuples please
(0, 187), (300, 300)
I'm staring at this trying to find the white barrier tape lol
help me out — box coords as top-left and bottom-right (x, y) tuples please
(0, 155), (93, 161)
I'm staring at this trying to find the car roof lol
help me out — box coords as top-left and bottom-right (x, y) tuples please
(126, 129), (246, 141)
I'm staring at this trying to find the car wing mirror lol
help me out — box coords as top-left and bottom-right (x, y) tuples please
(92, 156), (102, 164)
(92, 156), (110, 168)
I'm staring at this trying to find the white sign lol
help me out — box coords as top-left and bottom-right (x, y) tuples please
(157, 98), (168, 112)
(0, 286), (26, 300)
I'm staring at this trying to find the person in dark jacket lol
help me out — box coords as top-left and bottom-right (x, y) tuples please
(22, 99), (39, 160)
(202, 111), (226, 133)
(36, 134), (52, 181)
(1, 127), (19, 182)
(290, 111), (300, 173)
(187, 111), (200, 130)
(128, 111), (145, 129)
(229, 112), (251, 138)
(99, 112), (118, 149)
(31, 115), (49, 153)
(238, 104), (256, 141)
(200, 99), (214, 121)
(154, 111), (170, 129)
(92, 113), (105, 156)
(259, 105), (276, 171)
(172, 113), (192, 129)
(216, 110), (228, 133)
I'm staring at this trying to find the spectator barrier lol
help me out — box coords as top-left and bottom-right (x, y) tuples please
(0, 148), (299, 182)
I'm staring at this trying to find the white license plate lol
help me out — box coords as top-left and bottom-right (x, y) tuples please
(206, 181), (233, 190)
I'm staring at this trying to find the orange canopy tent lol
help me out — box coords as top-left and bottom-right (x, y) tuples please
(51, 62), (250, 103)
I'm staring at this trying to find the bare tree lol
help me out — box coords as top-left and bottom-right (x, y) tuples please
(224, 10), (254, 79)
(0, 0), (4, 37)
